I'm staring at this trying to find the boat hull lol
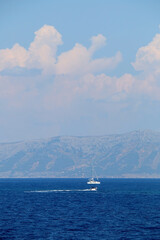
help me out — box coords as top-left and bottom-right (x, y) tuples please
(87, 181), (100, 184)
(90, 187), (97, 191)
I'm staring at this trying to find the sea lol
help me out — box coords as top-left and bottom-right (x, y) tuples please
(1, 178), (160, 240)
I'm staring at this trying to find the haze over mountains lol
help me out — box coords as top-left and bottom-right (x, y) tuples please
(1, 130), (160, 178)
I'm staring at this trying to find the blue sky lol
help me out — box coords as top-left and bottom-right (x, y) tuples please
(0, 0), (160, 142)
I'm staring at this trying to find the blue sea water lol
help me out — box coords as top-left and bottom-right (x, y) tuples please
(1, 178), (160, 239)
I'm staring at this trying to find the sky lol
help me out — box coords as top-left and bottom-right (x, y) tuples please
(0, 0), (160, 142)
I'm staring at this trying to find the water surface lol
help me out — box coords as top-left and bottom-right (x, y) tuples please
(0, 178), (160, 239)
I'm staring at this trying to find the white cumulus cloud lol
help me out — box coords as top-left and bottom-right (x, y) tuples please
(132, 33), (160, 74)
(27, 25), (63, 74)
(89, 34), (106, 54)
(56, 34), (121, 75)
(0, 25), (121, 76)
(131, 30), (160, 100)
(0, 44), (28, 71)
(56, 43), (90, 75)
(0, 25), (63, 75)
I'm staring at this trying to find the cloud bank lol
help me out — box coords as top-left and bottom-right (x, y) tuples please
(0, 25), (121, 76)
(0, 24), (160, 140)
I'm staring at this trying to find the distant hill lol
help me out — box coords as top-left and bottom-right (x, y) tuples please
(1, 130), (160, 178)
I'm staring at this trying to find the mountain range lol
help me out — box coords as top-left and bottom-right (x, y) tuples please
(1, 130), (160, 178)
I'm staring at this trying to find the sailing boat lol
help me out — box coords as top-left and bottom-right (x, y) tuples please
(87, 163), (100, 185)
(87, 177), (100, 184)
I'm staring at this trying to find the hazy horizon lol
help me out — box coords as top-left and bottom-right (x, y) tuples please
(0, 128), (160, 145)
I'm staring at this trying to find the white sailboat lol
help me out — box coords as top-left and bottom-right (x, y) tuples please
(87, 177), (100, 184)
(87, 163), (100, 185)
